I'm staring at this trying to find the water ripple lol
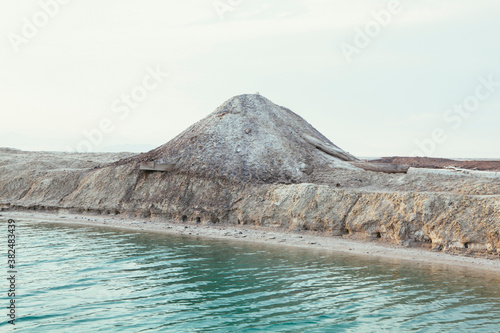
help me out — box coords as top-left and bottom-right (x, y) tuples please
(2, 222), (500, 332)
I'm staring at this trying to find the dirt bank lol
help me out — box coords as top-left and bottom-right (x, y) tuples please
(1, 148), (499, 257)
(372, 156), (500, 171)
(0, 95), (499, 259)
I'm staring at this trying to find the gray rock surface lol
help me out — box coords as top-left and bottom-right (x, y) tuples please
(115, 94), (358, 183)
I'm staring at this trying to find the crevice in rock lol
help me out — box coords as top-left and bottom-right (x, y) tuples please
(340, 195), (361, 233)
(19, 181), (36, 201)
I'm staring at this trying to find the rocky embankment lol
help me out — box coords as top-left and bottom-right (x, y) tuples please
(1, 94), (499, 256)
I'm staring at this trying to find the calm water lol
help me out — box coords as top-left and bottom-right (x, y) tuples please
(2, 221), (500, 332)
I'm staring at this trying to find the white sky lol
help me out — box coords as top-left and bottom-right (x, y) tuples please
(1, 0), (499, 158)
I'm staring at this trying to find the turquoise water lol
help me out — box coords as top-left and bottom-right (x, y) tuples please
(2, 221), (500, 332)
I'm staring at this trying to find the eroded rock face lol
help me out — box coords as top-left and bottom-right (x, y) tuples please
(1, 149), (499, 255)
(0, 94), (499, 255)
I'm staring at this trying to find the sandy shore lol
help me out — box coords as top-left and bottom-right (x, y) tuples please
(4, 211), (500, 274)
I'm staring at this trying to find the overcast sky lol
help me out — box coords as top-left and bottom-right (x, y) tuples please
(1, 0), (499, 158)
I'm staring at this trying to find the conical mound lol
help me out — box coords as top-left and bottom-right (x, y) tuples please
(119, 94), (359, 183)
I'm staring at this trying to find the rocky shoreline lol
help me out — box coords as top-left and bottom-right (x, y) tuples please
(1, 94), (499, 260)
(1, 147), (499, 258)
(5, 211), (500, 274)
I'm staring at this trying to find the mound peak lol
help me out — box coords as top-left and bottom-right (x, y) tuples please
(120, 94), (359, 183)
